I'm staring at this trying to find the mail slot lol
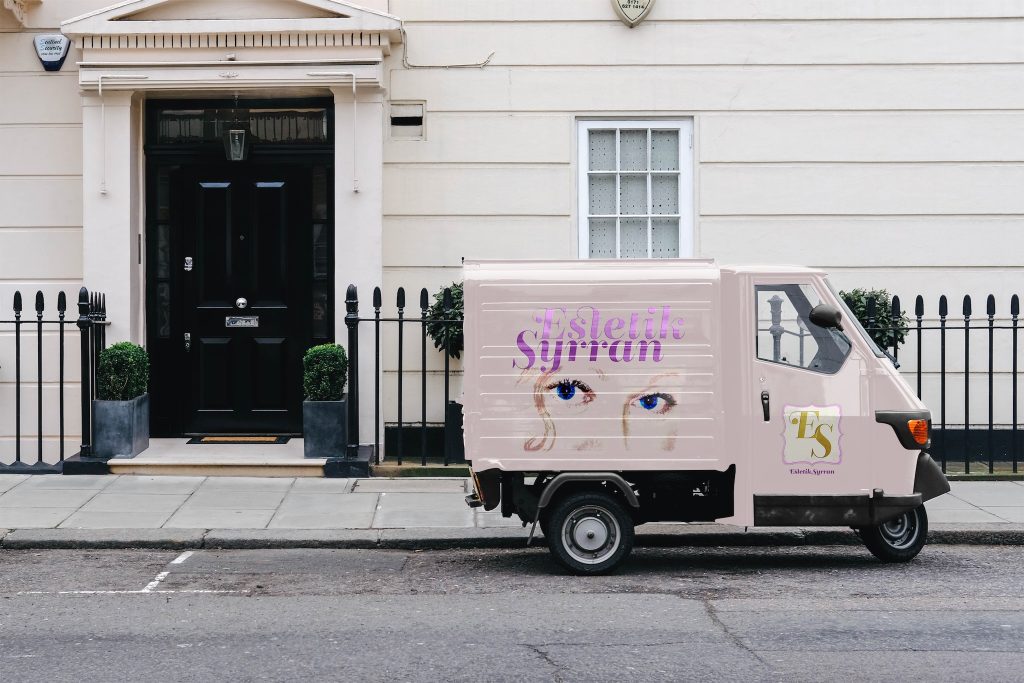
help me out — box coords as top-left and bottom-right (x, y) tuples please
(225, 316), (259, 328)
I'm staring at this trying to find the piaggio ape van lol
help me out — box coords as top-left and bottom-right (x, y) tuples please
(462, 260), (950, 574)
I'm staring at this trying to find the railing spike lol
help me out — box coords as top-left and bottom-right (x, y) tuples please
(420, 288), (429, 310)
(442, 287), (453, 310)
(963, 294), (972, 317)
(939, 295), (948, 317)
(13, 291), (22, 312)
(987, 294), (996, 316)
(1013, 294), (1020, 317)
(57, 291), (67, 313)
(372, 286), (382, 309)
(396, 286), (405, 309)
(35, 291), (44, 314)
(891, 295), (901, 317)
(915, 295), (924, 317)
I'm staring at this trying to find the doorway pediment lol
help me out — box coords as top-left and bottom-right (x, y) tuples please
(62, 0), (401, 40)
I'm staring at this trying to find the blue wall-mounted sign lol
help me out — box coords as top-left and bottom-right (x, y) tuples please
(34, 34), (71, 72)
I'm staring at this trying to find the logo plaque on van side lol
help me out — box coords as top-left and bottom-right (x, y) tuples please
(782, 405), (841, 465)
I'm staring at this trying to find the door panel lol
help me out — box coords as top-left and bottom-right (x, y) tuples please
(746, 279), (875, 499)
(179, 164), (314, 434)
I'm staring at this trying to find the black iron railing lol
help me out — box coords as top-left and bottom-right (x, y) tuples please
(343, 284), (463, 467)
(1, 287), (107, 473)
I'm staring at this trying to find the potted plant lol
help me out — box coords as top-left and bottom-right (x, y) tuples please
(93, 342), (150, 458)
(303, 343), (348, 459)
(425, 282), (466, 462)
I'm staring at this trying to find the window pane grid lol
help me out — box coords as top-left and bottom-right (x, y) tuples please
(586, 125), (681, 259)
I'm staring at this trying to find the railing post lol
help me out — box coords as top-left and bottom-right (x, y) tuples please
(58, 292), (67, 462)
(77, 287), (93, 458)
(396, 287), (405, 465)
(939, 295), (948, 472)
(1013, 294), (1020, 475)
(915, 295), (924, 398)
(442, 287), (452, 467)
(963, 295), (972, 474)
(987, 294), (995, 474)
(345, 285), (360, 460)
(420, 288), (429, 467)
(13, 291), (22, 464)
(35, 291), (44, 465)
(373, 287), (382, 466)
(890, 295), (901, 363)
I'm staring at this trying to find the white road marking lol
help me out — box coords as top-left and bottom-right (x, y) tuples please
(170, 551), (193, 565)
(141, 571), (170, 593)
(17, 589), (245, 595)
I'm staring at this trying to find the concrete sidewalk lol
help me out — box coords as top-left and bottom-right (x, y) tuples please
(0, 474), (1022, 549)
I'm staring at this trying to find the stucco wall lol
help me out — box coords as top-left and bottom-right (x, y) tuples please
(3, 0), (1024, 459)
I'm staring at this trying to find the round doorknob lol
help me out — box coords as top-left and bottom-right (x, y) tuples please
(235, 297), (248, 309)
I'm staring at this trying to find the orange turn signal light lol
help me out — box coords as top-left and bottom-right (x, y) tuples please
(908, 419), (929, 445)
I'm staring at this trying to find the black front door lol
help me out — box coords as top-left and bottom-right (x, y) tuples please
(146, 100), (335, 437)
(182, 164), (309, 433)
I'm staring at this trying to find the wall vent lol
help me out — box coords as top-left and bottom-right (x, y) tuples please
(390, 102), (425, 139)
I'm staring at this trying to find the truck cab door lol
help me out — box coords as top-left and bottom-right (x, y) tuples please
(741, 278), (876, 521)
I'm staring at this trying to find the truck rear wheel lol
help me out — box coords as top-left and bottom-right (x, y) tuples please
(858, 504), (928, 562)
(546, 491), (634, 575)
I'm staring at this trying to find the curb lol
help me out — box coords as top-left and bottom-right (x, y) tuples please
(3, 523), (1024, 550)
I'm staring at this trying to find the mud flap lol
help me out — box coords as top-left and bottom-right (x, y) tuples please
(914, 452), (951, 503)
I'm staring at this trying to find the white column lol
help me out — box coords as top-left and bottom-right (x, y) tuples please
(331, 86), (384, 449)
(81, 91), (141, 344)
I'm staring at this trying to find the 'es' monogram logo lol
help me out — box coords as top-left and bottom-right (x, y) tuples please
(782, 405), (841, 465)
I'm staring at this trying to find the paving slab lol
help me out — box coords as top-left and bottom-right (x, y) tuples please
(77, 492), (190, 514)
(0, 487), (101, 508)
(268, 492), (379, 529)
(164, 507), (275, 529)
(924, 493), (979, 510)
(194, 477), (296, 492)
(474, 510), (526, 528)
(948, 481), (1024, 506)
(925, 507), (1008, 524)
(0, 507), (74, 528)
(16, 474), (115, 490)
(288, 478), (352, 492)
(354, 478), (468, 493)
(372, 492), (475, 528)
(1, 527), (205, 549)
(0, 474), (29, 493)
(59, 510), (176, 529)
(204, 528), (380, 548)
(182, 489), (287, 510)
(103, 475), (205, 495)
(985, 506), (1024, 523)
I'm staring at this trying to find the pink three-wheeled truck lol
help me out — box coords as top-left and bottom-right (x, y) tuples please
(462, 260), (950, 574)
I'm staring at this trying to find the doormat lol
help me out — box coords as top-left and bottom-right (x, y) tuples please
(186, 436), (291, 445)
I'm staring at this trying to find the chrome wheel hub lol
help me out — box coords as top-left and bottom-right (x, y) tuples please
(562, 505), (620, 565)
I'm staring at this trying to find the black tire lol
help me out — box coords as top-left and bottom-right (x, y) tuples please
(546, 491), (635, 575)
(858, 505), (929, 562)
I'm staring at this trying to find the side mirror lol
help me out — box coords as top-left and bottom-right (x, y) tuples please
(809, 304), (843, 331)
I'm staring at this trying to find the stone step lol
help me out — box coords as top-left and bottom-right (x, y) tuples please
(108, 458), (328, 478)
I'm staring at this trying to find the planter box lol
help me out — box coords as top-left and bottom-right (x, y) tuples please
(93, 393), (150, 459)
(303, 398), (347, 459)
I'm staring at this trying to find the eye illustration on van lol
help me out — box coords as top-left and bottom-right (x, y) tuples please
(622, 374), (683, 452)
(546, 378), (595, 407)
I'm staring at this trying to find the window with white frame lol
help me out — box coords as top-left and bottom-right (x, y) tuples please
(577, 120), (694, 259)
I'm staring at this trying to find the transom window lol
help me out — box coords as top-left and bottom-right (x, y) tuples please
(577, 120), (694, 259)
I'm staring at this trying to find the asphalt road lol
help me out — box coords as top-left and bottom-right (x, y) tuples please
(1, 544), (1022, 682)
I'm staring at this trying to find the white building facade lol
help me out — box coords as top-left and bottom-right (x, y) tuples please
(2, 0), (1023, 457)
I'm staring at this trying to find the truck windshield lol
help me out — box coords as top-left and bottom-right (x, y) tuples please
(826, 279), (886, 359)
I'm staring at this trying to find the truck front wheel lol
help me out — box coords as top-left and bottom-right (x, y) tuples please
(857, 504), (928, 562)
(546, 491), (634, 574)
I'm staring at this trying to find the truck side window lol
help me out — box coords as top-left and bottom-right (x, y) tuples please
(755, 284), (852, 374)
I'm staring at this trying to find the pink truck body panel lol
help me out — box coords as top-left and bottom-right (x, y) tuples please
(462, 259), (927, 527)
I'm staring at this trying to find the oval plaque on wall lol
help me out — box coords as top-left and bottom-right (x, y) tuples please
(612, 0), (657, 28)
